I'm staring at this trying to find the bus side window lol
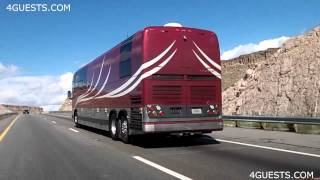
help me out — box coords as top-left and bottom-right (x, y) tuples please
(119, 37), (133, 78)
(74, 67), (88, 88)
(73, 73), (80, 88)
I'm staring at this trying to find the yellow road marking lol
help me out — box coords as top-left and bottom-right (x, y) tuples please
(0, 114), (20, 142)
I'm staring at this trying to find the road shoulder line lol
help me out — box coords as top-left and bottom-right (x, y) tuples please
(216, 138), (320, 158)
(0, 115), (20, 142)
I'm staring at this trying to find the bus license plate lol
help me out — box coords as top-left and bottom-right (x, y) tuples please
(191, 108), (202, 114)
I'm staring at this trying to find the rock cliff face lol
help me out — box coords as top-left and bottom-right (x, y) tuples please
(59, 99), (72, 111)
(221, 48), (279, 90)
(0, 105), (11, 115)
(222, 27), (320, 117)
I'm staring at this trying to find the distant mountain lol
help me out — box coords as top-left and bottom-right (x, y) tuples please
(222, 27), (320, 117)
(59, 99), (72, 111)
(0, 105), (11, 115)
(0, 104), (42, 114)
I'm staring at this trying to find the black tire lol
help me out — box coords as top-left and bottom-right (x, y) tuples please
(119, 116), (131, 144)
(74, 114), (80, 128)
(109, 113), (119, 140)
(201, 130), (212, 134)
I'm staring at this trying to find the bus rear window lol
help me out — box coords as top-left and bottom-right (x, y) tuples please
(152, 74), (184, 80)
(187, 75), (215, 80)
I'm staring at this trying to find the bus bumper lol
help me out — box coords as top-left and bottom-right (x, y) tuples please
(142, 117), (223, 133)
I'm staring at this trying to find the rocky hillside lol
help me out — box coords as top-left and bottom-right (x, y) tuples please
(222, 48), (279, 90)
(1, 104), (43, 113)
(223, 27), (320, 117)
(59, 99), (72, 111)
(1, 104), (43, 114)
(0, 105), (11, 115)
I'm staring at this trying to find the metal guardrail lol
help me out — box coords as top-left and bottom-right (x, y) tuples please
(47, 112), (320, 125)
(222, 115), (320, 125)
(46, 111), (72, 121)
(49, 111), (72, 114)
(0, 113), (18, 120)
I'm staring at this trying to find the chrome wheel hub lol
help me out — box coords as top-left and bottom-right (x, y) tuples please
(111, 120), (116, 135)
(121, 120), (127, 135)
(74, 116), (78, 123)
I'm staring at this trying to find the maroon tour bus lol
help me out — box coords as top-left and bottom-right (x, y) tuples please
(71, 26), (223, 143)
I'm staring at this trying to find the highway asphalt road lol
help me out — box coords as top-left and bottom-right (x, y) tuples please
(0, 114), (319, 180)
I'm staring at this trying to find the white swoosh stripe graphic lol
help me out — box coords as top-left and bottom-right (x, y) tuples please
(98, 49), (177, 98)
(79, 66), (112, 102)
(80, 57), (105, 100)
(78, 73), (95, 99)
(78, 41), (176, 102)
(106, 40), (176, 96)
(74, 40), (222, 102)
(193, 50), (221, 79)
(86, 74), (95, 94)
(76, 57), (106, 106)
(193, 41), (221, 71)
(74, 72), (95, 107)
(94, 66), (112, 97)
(91, 57), (105, 92)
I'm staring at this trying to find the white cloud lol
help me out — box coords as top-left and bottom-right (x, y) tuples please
(59, 72), (73, 92)
(221, 36), (290, 60)
(0, 62), (19, 78)
(0, 72), (73, 111)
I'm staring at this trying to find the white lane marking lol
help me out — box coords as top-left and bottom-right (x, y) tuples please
(216, 139), (320, 158)
(51, 121), (56, 124)
(68, 128), (79, 133)
(133, 156), (193, 180)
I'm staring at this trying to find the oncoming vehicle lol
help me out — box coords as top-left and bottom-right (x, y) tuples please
(23, 110), (29, 114)
(70, 25), (223, 143)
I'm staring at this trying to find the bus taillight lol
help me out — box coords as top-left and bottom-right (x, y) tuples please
(158, 111), (165, 117)
(207, 104), (218, 115)
(146, 105), (164, 117)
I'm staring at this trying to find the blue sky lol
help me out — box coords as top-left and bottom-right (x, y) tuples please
(0, 0), (319, 76)
(0, 0), (319, 110)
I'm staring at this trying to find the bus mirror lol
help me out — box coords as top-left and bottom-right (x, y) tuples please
(67, 90), (72, 99)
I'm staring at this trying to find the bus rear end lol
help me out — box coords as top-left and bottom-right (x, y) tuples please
(141, 26), (223, 134)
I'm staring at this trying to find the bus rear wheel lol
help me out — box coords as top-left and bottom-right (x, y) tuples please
(74, 114), (80, 128)
(109, 114), (119, 140)
(119, 116), (130, 144)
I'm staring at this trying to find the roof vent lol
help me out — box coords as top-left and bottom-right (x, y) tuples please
(164, 22), (183, 27)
